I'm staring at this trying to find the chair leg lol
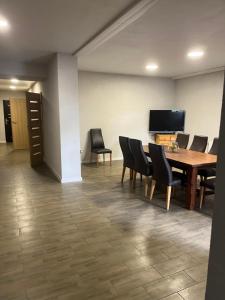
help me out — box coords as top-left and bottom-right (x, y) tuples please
(144, 176), (148, 197)
(96, 154), (99, 167)
(130, 169), (133, 180)
(149, 179), (156, 200)
(121, 166), (126, 183)
(200, 186), (206, 209)
(166, 186), (172, 211)
(110, 152), (112, 166)
(103, 153), (105, 164)
(133, 171), (137, 189)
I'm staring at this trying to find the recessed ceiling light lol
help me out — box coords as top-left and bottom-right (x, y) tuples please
(11, 78), (19, 84)
(0, 18), (9, 31)
(187, 50), (204, 59)
(10, 86), (16, 90)
(146, 63), (159, 71)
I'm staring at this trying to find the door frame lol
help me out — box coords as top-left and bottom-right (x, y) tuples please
(3, 100), (13, 143)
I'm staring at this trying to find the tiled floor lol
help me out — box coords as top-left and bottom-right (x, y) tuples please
(0, 144), (212, 300)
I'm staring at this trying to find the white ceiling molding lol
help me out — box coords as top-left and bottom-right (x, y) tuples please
(74, 0), (160, 57)
(173, 66), (225, 80)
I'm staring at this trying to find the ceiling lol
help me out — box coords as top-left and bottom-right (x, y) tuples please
(0, 0), (224, 78)
(78, 0), (225, 78)
(0, 79), (34, 91)
(0, 0), (137, 63)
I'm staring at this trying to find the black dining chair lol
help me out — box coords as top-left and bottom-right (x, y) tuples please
(90, 128), (112, 166)
(176, 133), (190, 149)
(208, 137), (219, 155)
(200, 177), (216, 209)
(119, 136), (135, 183)
(148, 143), (186, 210)
(198, 138), (218, 180)
(189, 135), (208, 153)
(129, 139), (153, 197)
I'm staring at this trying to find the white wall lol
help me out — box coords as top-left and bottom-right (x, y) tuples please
(29, 82), (43, 94)
(31, 69), (224, 170)
(38, 57), (62, 180)
(29, 61), (62, 179)
(175, 71), (224, 149)
(79, 71), (175, 161)
(0, 90), (26, 143)
(0, 90), (26, 100)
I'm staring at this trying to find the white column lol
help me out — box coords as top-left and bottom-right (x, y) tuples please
(42, 53), (81, 183)
(57, 53), (81, 182)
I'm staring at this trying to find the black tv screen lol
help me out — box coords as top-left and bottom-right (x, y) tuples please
(149, 110), (185, 132)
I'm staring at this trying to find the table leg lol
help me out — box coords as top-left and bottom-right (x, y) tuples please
(186, 167), (198, 210)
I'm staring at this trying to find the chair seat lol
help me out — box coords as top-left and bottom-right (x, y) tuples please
(200, 178), (216, 190)
(92, 148), (112, 154)
(124, 162), (135, 170)
(171, 171), (187, 186)
(198, 167), (216, 178)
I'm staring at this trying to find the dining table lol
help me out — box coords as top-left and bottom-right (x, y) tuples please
(143, 145), (217, 210)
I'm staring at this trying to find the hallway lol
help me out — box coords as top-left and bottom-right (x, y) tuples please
(0, 145), (211, 300)
(0, 144), (53, 185)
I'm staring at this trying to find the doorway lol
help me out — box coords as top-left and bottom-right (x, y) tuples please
(1, 91), (43, 168)
(1, 97), (30, 163)
(10, 98), (29, 150)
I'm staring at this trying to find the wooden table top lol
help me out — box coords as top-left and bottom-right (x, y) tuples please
(143, 145), (217, 167)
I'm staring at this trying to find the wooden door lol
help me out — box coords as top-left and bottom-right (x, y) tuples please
(26, 92), (43, 167)
(10, 99), (29, 149)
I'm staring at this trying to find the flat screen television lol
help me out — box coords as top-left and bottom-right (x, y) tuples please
(149, 110), (185, 133)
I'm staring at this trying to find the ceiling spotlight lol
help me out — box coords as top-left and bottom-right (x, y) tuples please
(187, 50), (204, 59)
(0, 18), (9, 31)
(146, 63), (159, 71)
(10, 86), (16, 90)
(11, 78), (19, 84)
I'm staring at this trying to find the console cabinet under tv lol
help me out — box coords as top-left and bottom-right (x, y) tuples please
(155, 134), (176, 146)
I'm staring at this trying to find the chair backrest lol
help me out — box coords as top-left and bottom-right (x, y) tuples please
(176, 133), (190, 149)
(90, 128), (105, 150)
(189, 135), (208, 152)
(129, 139), (150, 175)
(209, 138), (219, 155)
(148, 143), (172, 185)
(119, 136), (135, 169)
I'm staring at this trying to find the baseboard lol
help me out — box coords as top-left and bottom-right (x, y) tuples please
(61, 176), (83, 183)
(44, 159), (83, 184)
(43, 159), (61, 182)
